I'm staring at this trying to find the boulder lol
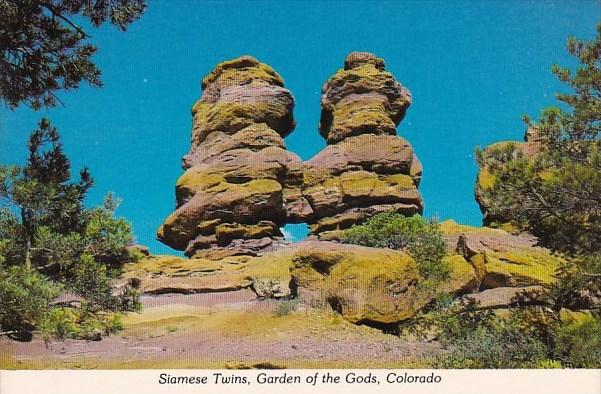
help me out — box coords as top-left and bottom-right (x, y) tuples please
(119, 247), (299, 298)
(244, 247), (299, 299)
(442, 255), (481, 295)
(290, 241), (428, 325)
(118, 255), (252, 294)
(461, 286), (548, 310)
(442, 220), (564, 289)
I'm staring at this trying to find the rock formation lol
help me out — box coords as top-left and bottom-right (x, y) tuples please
(135, 218), (567, 326)
(131, 53), (586, 348)
(302, 52), (423, 240)
(157, 56), (309, 258)
(157, 52), (424, 256)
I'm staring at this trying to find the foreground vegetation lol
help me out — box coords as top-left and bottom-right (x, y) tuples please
(428, 25), (600, 368)
(341, 211), (600, 368)
(0, 120), (141, 341)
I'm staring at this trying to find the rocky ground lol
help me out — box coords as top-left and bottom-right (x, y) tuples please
(0, 221), (575, 370)
(0, 290), (440, 369)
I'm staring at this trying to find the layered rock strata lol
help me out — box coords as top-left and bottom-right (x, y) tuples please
(158, 52), (425, 256)
(157, 56), (309, 258)
(303, 52), (424, 240)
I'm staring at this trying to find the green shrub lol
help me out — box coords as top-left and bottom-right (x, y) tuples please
(537, 359), (564, 369)
(552, 254), (601, 310)
(401, 294), (496, 342)
(83, 194), (137, 268)
(554, 314), (601, 368)
(403, 298), (554, 369)
(434, 310), (550, 369)
(342, 213), (449, 280)
(102, 313), (124, 335)
(69, 254), (114, 311)
(39, 306), (124, 341)
(39, 307), (82, 341)
(436, 327), (549, 368)
(274, 299), (299, 317)
(115, 281), (142, 313)
(0, 265), (59, 340)
(69, 254), (141, 313)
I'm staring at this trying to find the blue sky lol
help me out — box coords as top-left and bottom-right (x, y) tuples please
(1, 1), (599, 254)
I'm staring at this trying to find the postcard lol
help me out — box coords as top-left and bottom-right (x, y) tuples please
(0, 1), (599, 393)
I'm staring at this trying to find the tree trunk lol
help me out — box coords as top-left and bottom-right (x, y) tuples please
(21, 208), (33, 271)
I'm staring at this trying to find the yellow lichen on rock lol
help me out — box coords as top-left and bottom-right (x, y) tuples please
(157, 55), (300, 256)
(482, 251), (561, 288)
(441, 220), (564, 289)
(290, 242), (427, 324)
(442, 255), (480, 294)
(120, 254), (251, 294)
(244, 248), (297, 298)
(201, 56), (284, 90)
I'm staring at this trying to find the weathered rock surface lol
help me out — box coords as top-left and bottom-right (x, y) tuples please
(288, 241), (478, 325)
(302, 52), (423, 240)
(124, 229), (569, 330)
(460, 286), (548, 310)
(319, 52), (412, 144)
(290, 241), (426, 325)
(158, 52), (424, 256)
(124, 240), (484, 325)
(118, 255), (252, 294)
(442, 220), (564, 289)
(157, 56), (309, 256)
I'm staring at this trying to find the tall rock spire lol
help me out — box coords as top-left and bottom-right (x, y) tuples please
(157, 56), (305, 258)
(302, 52), (424, 240)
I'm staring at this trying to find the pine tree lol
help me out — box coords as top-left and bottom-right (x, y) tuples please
(0, 0), (146, 109)
(477, 24), (601, 256)
(0, 119), (139, 314)
(0, 118), (92, 270)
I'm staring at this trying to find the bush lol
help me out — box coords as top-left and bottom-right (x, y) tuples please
(69, 254), (141, 313)
(552, 254), (601, 310)
(39, 307), (83, 341)
(0, 265), (59, 340)
(83, 194), (136, 268)
(342, 213), (449, 281)
(409, 295), (601, 368)
(69, 253), (114, 311)
(436, 325), (549, 368)
(39, 307), (125, 341)
(434, 310), (550, 368)
(403, 298), (554, 368)
(554, 314), (601, 368)
(274, 299), (299, 317)
(115, 281), (142, 313)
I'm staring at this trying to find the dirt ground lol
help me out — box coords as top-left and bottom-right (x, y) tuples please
(0, 290), (441, 369)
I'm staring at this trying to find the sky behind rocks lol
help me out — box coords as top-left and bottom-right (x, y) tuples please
(1, 0), (599, 254)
